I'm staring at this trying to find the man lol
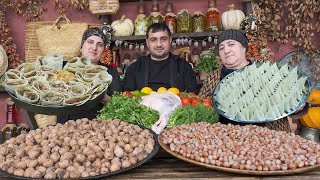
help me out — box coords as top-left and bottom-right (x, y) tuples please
(123, 23), (198, 94)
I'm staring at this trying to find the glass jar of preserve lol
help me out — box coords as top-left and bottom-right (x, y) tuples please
(134, 0), (149, 35)
(205, 0), (221, 31)
(164, 2), (176, 33)
(177, 9), (192, 33)
(16, 123), (30, 135)
(192, 11), (205, 32)
(149, 0), (163, 24)
(2, 124), (17, 143)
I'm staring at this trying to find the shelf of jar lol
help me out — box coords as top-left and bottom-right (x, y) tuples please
(111, 31), (224, 42)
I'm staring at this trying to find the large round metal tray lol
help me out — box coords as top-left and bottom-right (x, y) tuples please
(0, 122), (160, 180)
(212, 62), (311, 123)
(279, 50), (320, 89)
(6, 89), (106, 115)
(158, 131), (320, 176)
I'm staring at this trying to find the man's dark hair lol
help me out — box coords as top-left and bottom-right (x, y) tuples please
(146, 23), (171, 39)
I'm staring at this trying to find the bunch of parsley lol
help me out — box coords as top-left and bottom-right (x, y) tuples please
(97, 93), (159, 128)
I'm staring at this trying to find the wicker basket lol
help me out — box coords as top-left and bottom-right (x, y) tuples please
(89, 0), (120, 15)
(25, 22), (100, 62)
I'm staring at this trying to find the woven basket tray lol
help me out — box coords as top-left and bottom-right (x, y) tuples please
(25, 21), (100, 62)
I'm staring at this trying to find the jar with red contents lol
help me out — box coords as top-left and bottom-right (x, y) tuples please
(164, 2), (177, 33)
(205, 0), (221, 31)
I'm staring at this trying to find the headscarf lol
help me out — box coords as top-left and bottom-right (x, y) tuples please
(81, 28), (107, 48)
(217, 29), (248, 51)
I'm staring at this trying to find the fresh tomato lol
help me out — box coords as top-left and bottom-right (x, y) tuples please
(181, 97), (191, 106)
(131, 94), (138, 98)
(189, 92), (196, 97)
(123, 91), (131, 96)
(191, 98), (198, 106)
(202, 101), (212, 107)
(203, 97), (212, 103)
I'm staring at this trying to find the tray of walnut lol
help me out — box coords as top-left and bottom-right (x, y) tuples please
(0, 119), (159, 179)
(158, 122), (320, 175)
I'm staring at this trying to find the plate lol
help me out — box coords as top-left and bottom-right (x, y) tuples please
(0, 123), (160, 180)
(158, 132), (320, 176)
(6, 89), (106, 115)
(212, 62), (311, 123)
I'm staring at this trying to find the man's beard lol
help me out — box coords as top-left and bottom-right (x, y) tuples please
(151, 49), (169, 60)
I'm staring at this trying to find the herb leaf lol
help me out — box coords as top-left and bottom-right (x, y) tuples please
(97, 93), (159, 128)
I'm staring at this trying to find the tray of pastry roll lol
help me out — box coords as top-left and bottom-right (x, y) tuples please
(212, 62), (311, 123)
(3, 58), (112, 115)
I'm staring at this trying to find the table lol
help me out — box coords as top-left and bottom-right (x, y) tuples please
(0, 148), (319, 180)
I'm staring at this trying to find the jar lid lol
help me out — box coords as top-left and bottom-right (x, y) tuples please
(136, 14), (147, 19)
(150, 12), (162, 17)
(165, 12), (176, 17)
(177, 9), (190, 15)
(208, 7), (220, 13)
(193, 11), (204, 16)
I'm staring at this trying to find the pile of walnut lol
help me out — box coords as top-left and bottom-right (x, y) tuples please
(162, 122), (320, 171)
(0, 119), (155, 179)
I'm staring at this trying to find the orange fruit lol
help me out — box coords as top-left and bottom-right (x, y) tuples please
(168, 87), (180, 95)
(141, 87), (153, 95)
(157, 87), (167, 92)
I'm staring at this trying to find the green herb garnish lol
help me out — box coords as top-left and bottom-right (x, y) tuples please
(97, 93), (159, 128)
(167, 105), (219, 128)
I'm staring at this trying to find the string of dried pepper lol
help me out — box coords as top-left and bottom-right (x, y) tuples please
(100, 47), (113, 65)
(0, 11), (24, 69)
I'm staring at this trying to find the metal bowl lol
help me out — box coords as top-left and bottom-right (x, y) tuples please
(7, 90), (106, 115)
(212, 62), (311, 124)
(299, 125), (320, 143)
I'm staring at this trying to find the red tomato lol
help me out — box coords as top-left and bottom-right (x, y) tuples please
(191, 98), (198, 106)
(203, 97), (212, 103)
(202, 101), (212, 107)
(123, 91), (131, 96)
(181, 97), (191, 106)
(131, 94), (138, 98)
(189, 92), (196, 97)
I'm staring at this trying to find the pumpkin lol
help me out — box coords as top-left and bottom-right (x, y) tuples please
(300, 107), (320, 129)
(221, 4), (245, 30)
(111, 15), (134, 36)
(307, 89), (320, 105)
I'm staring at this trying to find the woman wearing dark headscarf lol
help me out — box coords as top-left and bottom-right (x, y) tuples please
(199, 29), (305, 132)
(66, 28), (122, 121)
(80, 28), (122, 100)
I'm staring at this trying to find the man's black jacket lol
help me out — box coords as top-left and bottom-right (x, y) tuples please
(123, 53), (198, 94)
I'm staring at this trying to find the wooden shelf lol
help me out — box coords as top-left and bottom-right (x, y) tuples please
(111, 31), (223, 42)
